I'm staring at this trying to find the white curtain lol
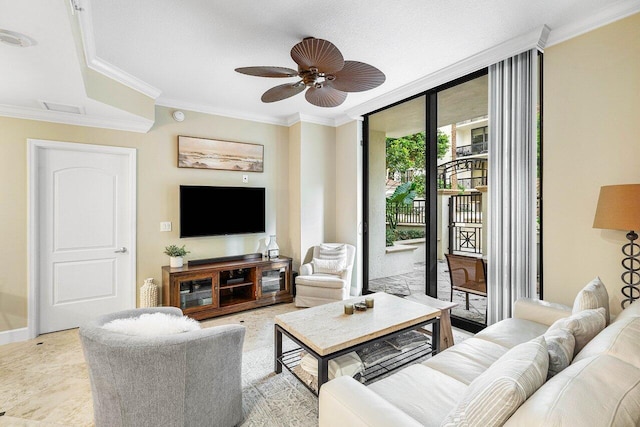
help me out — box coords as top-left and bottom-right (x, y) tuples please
(487, 49), (538, 325)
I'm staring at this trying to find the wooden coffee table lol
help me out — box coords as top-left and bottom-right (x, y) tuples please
(404, 293), (458, 350)
(274, 292), (441, 393)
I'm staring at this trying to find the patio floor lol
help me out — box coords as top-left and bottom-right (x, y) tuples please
(368, 260), (487, 325)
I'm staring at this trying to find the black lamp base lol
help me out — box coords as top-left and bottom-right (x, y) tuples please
(621, 230), (640, 308)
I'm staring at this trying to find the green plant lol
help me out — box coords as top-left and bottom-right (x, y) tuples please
(386, 228), (396, 247)
(386, 181), (417, 230)
(395, 229), (426, 240)
(164, 244), (190, 257)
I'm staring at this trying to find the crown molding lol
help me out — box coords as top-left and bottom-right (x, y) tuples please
(285, 113), (338, 127)
(334, 114), (361, 127)
(157, 97), (339, 128)
(546, 0), (640, 47)
(76, 0), (161, 99)
(0, 104), (153, 133)
(346, 25), (550, 118)
(156, 97), (291, 126)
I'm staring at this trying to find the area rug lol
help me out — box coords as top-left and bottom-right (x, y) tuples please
(241, 346), (318, 426)
(239, 330), (445, 426)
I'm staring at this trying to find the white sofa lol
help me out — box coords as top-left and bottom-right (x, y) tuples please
(319, 278), (640, 426)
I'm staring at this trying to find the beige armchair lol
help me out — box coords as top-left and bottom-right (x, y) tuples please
(295, 243), (356, 307)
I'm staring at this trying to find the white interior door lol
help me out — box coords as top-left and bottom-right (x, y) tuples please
(29, 140), (136, 335)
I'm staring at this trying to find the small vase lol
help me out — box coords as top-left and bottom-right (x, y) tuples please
(257, 238), (268, 259)
(267, 235), (279, 259)
(170, 256), (183, 268)
(140, 278), (159, 307)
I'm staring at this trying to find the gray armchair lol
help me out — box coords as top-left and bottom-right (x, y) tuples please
(79, 307), (246, 427)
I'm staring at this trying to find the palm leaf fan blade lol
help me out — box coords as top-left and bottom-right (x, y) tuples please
(261, 82), (305, 103)
(235, 66), (298, 77)
(305, 85), (347, 107)
(290, 38), (344, 74)
(329, 61), (385, 92)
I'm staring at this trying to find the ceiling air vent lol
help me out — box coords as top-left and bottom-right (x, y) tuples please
(0, 29), (36, 47)
(39, 101), (84, 114)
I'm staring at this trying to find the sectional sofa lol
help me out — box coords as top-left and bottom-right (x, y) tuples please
(319, 277), (640, 426)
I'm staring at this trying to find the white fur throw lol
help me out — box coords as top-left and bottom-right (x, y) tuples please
(102, 312), (201, 336)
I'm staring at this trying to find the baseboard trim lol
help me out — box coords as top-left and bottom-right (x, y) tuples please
(0, 327), (30, 345)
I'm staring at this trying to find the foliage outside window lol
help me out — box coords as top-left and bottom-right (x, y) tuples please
(386, 181), (422, 246)
(386, 131), (449, 198)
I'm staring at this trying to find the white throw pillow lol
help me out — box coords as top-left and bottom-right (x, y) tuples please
(102, 312), (201, 336)
(318, 244), (347, 262)
(547, 307), (606, 356)
(573, 276), (610, 325)
(313, 257), (346, 275)
(441, 335), (549, 427)
(543, 327), (575, 378)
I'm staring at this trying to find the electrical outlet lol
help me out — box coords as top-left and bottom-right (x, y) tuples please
(160, 221), (172, 232)
(242, 174), (249, 183)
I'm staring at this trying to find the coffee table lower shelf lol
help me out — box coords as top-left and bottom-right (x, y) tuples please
(277, 340), (435, 395)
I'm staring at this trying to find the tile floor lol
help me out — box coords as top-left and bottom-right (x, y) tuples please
(0, 300), (473, 426)
(369, 260), (488, 324)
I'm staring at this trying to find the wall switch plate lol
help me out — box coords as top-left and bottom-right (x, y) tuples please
(242, 174), (248, 183)
(160, 221), (172, 232)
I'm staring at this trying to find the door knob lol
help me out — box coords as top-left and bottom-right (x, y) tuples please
(114, 247), (128, 253)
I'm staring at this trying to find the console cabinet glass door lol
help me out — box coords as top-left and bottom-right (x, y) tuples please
(258, 263), (289, 298)
(176, 273), (217, 310)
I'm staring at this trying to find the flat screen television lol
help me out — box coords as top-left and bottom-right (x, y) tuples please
(180, 185), (266, 237)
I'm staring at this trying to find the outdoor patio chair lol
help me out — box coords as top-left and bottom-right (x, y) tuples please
(445, 253), (487, 313)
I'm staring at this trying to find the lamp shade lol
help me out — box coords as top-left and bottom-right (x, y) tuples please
(593, 184), (640, 231)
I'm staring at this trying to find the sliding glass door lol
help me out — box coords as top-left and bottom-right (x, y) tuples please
(364, 96), (428, 298)
(363, 70), (490, 333)
(435, 71), (489, 332)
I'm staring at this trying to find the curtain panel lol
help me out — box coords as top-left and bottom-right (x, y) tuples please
(487, 49), (538, 324)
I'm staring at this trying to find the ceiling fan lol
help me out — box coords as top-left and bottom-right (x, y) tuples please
(235, 37), (385, 108)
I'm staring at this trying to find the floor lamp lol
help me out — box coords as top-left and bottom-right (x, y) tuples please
(593, 184), (640, 308)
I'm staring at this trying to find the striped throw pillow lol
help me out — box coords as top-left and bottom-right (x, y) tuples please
(543, 327), (575, 378)
(441, 335), (548, 427)
(318, 244), (347, 262)
(573, 277), (610, 325)
(548, 307), (606, 356)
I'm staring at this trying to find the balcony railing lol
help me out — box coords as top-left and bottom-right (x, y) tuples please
(386, 199), (426, 225)
(455, 141), (488, 157)
(437, 158), (488, 190)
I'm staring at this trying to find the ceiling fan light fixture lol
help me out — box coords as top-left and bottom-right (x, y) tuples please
(235, 37), (385, 108)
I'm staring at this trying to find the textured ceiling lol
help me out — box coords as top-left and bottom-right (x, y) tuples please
(0, 0), (637, 129)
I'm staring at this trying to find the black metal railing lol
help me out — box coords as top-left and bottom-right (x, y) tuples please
(455, 141), (488, 157)
(437, 158), (488, 190)
(386, 199), (426, 225)
(449, 193), (483, 255)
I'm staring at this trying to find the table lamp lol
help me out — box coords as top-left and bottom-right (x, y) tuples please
(593, 184), (640, 308)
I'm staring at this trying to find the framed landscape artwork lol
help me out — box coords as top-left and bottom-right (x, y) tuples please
(178, 135), (264, 172)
